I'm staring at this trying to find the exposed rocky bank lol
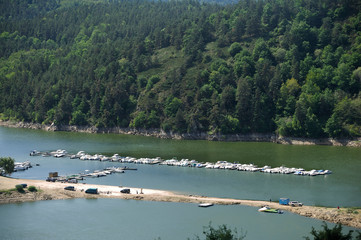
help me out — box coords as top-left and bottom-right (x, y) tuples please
(1, 120), (361, 147)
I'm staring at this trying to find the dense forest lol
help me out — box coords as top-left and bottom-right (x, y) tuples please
(0, 0), (360, 138)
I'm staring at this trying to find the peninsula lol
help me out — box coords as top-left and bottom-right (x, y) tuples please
(1, 177), (360, 229)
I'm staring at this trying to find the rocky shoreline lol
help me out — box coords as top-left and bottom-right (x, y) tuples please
(1, 120), (361, 147)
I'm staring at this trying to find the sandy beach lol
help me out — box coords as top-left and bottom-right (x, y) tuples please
(0, 176), (360, 229)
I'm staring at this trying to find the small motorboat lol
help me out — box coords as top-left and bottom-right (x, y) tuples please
(258, 206), (283, 214)
(198, 203), (214, 208)
(30, 150), (40, 156)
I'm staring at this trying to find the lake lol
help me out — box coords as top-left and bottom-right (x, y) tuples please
(0, 126), (360, 239)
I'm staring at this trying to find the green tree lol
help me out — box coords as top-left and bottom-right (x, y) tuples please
(174, 108), (187, 133)
(236, 77), (252, 133)
(325, 97), (361, 137)
(221, 115), (240, 134)
(193, 223), (246, 240)
(304, 222), (356, 240)
(220, 85), (236, 113)
(165, 97), (182, 117)
(0, 157), (15, 175)
(278, 78), (301, 116)
(252, 38), (273, 61)
(130, 111), (147, 128)
(146, 110), (160, 129)
(229, 42), (242, 57)
(70, 110), (88, 126)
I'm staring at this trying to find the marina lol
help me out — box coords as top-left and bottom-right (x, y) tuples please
(31, 149), (333, 177)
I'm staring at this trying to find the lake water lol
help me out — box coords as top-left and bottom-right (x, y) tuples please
(0, 198), (355, 240)
(0, 126), (360, 239)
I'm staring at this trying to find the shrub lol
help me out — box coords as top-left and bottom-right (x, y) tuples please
(15, 184), (24, 193)
(28, 186), (37, 192)
(192, 223), (246, 240)
(305, 222), (354, 240)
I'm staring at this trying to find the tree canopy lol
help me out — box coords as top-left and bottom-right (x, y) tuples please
(305, 222), (361, 240)
(193, 223), (246, 240)
(0, 157), (15, 175)
(1, 0), (360, 137)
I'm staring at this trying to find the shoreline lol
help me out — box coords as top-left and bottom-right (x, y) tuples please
(0, 177), (360, 229)
(1, 120), (361, 147)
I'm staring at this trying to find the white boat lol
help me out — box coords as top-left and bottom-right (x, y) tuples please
(30, 150), (40, 156)
(80, 155), (91, 160)
(96, 172), (107, 177)
(51, 149), (68, 155)
(54, 153), (65, 158)
(76, 151), (85, 157)
(14, 165), (26, 171)
(111, 154), (121, 161)
(258, 206), (269, 212)
(309, 170), (318, 176)
(204, 163), (214, 169)
(100, 156), (110, 161)
(113, 168), (125, 173)
(258, 206), (283, 214)
(199, 203), (214, 208)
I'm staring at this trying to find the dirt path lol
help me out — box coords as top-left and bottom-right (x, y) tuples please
(1, 176), (360, 229)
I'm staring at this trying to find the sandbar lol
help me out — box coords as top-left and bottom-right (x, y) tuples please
(0, 176), (360, 229)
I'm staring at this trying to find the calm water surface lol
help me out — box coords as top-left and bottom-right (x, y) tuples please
(0, 127), (360, 239)
(0, 199), (358, 240)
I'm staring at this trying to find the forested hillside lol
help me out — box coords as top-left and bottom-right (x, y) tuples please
(1, 0), (360, 138)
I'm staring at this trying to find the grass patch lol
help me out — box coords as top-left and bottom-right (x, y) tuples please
(346, 207), (360, 214)
(85, 195), (97, 199)
(0, 188), (17, 195)
(138, 46), (185, 79)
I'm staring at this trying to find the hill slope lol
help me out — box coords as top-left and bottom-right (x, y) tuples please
(0, 0), (360, 138)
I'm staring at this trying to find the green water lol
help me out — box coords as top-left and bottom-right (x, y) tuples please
(1, 126), (361, 207)
(1, 126), (361, 206)
(0, 126), (360, 239)
(0, 199), (358, 240)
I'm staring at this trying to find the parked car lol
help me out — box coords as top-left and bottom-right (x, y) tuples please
(46, 177), (56, 182)
(120, 188), (130, 194)
(67, 179), (78, 184)
(85, 188), (98, 194)
(64, 186), (75, 191)
(290, 201), (303, 207)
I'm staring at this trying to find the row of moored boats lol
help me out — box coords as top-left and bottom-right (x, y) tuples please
(46, 166), (127, 183)
(0, 161), (34, 175)
(14, 161), (33, 172)
(30, 149), (332, 177)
